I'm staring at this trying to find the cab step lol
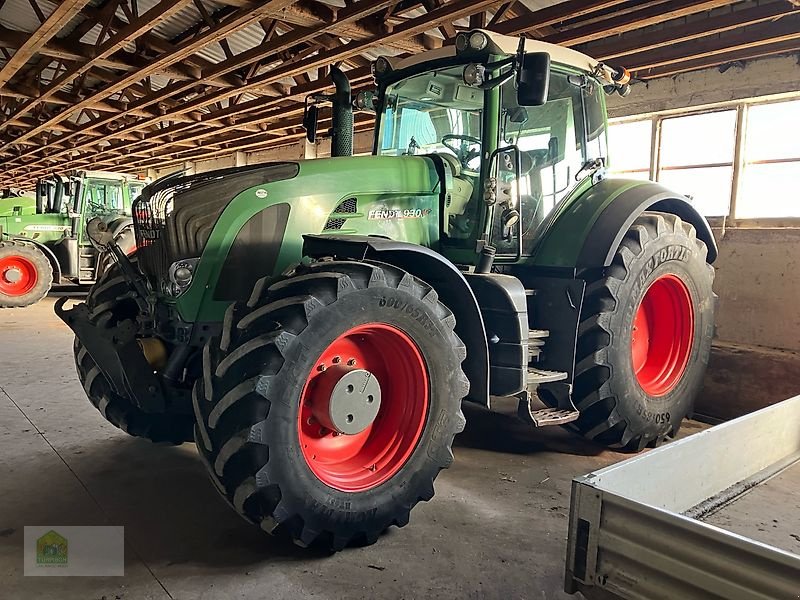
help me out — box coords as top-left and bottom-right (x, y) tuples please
(528, 330), (550, 362)
(528, 407), (580, 427)
(516, 392), (580, 427)
(527, 367), (568, 385)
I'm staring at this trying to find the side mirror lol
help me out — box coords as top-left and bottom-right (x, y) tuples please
(517, 52), (550, 107)
(303, 103), (319, 144)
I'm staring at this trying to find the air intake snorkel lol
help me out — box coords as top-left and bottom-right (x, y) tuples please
(330, 66), (353, 157)
(301, 66), (354, 157)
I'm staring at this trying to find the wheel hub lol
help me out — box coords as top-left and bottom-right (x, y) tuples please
(631, 273), (694, 397)
(3, 267), (22, 284)
(311, 366), (382, 435)
(0, 255), (38, 296)
(298, 323), (430, 492)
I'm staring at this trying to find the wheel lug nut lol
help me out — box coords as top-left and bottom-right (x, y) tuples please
(347, 358), (356, 366)
(332, 356), (341, 364)
(317, 364), (326, 372)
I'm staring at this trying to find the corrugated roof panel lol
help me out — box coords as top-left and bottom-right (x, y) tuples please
(0, 0), (58, 32)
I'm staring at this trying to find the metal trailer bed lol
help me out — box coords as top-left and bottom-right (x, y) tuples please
(565, 394), (800, 600)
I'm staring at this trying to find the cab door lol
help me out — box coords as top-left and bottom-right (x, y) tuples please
(490, 69), (608, 259)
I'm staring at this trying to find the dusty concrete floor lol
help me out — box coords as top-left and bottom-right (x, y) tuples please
(0, 297), (706, 600)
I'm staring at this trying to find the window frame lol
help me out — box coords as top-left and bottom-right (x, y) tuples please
(608, 93), (800, 228)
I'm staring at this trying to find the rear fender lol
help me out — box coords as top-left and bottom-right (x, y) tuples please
(534, 179), (718, 269)
(303, 234), (490, 407)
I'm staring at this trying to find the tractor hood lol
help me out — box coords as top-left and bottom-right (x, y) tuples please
(169, 154), (445, 323)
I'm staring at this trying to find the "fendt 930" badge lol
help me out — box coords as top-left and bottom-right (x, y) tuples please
(368, 208), (432, 220)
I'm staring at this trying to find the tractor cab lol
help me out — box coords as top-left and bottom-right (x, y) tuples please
(368, 30), (625, 264)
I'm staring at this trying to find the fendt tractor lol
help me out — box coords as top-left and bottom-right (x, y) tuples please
(58, 30), (716, 550)
(0, 171), (146, 307)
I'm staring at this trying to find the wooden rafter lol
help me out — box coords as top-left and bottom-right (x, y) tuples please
(0, 0), (93, 89)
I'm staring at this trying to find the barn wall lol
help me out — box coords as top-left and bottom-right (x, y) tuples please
(609, 53), (800, 421)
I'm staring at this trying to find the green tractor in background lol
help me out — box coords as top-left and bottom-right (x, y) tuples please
(58, 30), (716, 550)
(0, 171), (146, 307)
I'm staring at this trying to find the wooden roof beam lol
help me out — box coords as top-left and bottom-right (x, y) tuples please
(0, 0), (395, 162)
(4, 68), (374, 178)
(0, 0), (197, 138)
(0, 0), (298, 148)
(623, 14), (800, 74)
(0, 0), (93, 88)
(582, 2), (797, 60)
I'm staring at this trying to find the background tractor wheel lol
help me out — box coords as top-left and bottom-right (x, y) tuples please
(541, 211), (715, 451)
(0, 240), (53, 308)
(193, 260), (468, 550)
(74, 260), (194, 444)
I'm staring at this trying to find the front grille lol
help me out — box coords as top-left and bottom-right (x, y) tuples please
(132, 162), (299, 287)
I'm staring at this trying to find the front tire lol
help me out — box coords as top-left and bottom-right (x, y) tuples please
(74, 261), (194, 443)
(543, 211), (715, 451)
(0, 240), (53, 308)
(193, 260), (468, 549)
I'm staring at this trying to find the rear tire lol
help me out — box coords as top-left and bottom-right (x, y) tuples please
(74, 260), (194, 443)
(0, 240), (53, 308)
(193, 260), (468, 549)
(541, 211), (715, 451)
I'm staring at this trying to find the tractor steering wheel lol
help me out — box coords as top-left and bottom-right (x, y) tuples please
(442, 134), (481, 171)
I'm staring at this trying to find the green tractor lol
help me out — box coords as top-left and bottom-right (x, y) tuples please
(0, 171), (146, 307)
(57, 30), (716, 550)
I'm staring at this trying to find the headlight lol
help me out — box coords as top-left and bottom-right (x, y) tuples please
(167, 258), (199, 297)
(455, 33), (469, 53)
(469, 31), (488, 51)
(463, 63), (485, 87)
(372, 56), (392, 77)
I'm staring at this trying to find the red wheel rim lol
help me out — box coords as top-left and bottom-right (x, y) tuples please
(631, 274), (694, 397)
(298, 323), (429, 492)
(0, 255), (38, 296)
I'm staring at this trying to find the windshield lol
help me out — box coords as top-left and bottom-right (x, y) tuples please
(378, 65), (484, 173)
(84, 179), (126, 215)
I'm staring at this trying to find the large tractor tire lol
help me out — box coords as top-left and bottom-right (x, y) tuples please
(543, 211), (715, 451)
(193, 260), (468, 550)
(0, 240), (53, 308)
(74, 260), (194, 444)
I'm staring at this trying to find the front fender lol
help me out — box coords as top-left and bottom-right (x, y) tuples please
(534, 179), (718, 269)
(303, 234), (490, 407)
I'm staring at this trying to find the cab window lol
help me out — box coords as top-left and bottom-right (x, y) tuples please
(84, 179), (124, 215)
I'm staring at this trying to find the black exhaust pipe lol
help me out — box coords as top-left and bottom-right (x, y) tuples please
(35, 179), (45, 214)
(330, 66), (353, 157)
